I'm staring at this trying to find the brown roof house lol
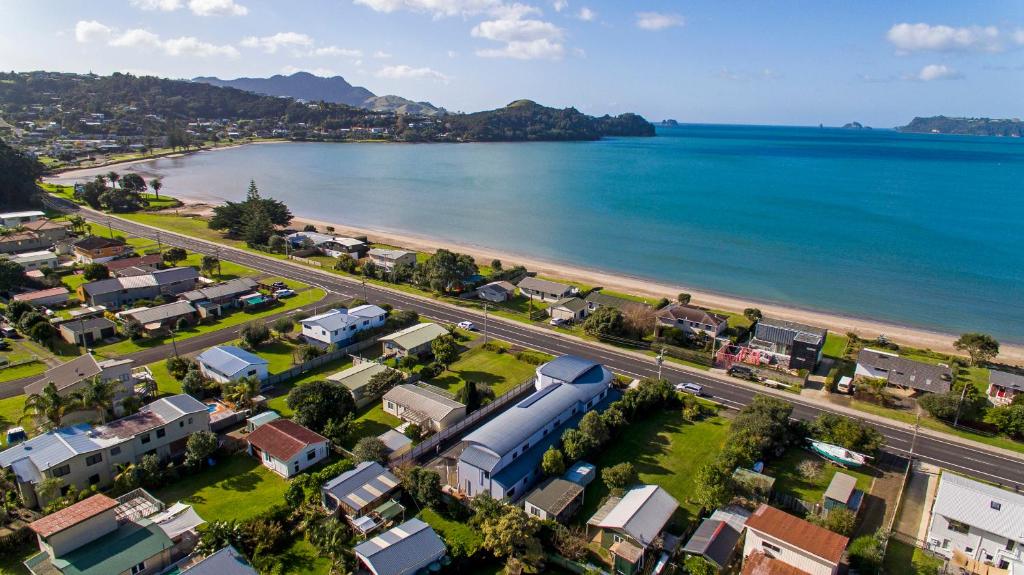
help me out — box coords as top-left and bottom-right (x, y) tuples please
(72, 235), (130, 263)
(741, 504), (848, 575)
(247, 419), (330, 478)
(656, 303), (728, 339)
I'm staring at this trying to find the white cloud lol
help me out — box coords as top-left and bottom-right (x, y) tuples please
(188, 0), (248, 16)
(282, 65), (338, 77)
(916, 64), (961, 81)
(312, 46), (363, 57)
(489, 3), (540, 19)
(552, 0), (567, 11)
(373, 50), (393, 58)
(477, 38), (564, 59)
(375, 64), (451, 82)
(471, 18), (563, 42)
(240, 32), (314, 53)
(75, 20), (112, 43)
(577, 7), (595, 21)
(636, 12), (684, 30)
(447, 50), (459, 58)
(109, 29), (163, 49)
(162, 36), (240, 57)
(887, 23), (1000, 53)
(1014, 28), (1024, 45)
(130, 0), (184, 11)
(352, 0), (501, 17)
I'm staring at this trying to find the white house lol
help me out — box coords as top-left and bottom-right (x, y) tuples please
(0, 210), (45, 227)
(246, 419), (330, 478)
(925, 472), (1024, 571)
(741, 504), (848, 575)
(195, 345), (269, 383)
(6, 250), (58, 271)
(516, 276), (576, 302)
(300, 305), (388, 348)
(367, 248), (417, 271)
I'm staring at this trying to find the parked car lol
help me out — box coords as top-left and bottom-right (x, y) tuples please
(273, 289), (296, 298)
(727, 364), (758, 381)
(456, 321), (476, 331)
(675, 382), (704, 396)
(271, 281), (288, 290)
(0, 325), (17, 338)
(549, 318), (568, 327)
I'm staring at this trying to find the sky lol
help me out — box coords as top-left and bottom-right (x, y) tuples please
(2, 0), (1023, 126)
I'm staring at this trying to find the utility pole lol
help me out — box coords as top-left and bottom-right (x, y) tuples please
(483, 303), (489, 345)
(953, 382), (970, 427)
(155, 231), (162, 253)
(909, 410), (921, 460)
(656, 350), (664, 381)
(169, 327), (179, 358)
(362, 278), (368, 301)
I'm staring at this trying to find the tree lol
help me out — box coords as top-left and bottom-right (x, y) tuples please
(271, 317), (294, 335)
(954, 333), (1000, 366)
(621, 303), (656, 339)
(106, 171), (121, 189)
(365, 368), (403, 398)
(184, 431), (218, 469)
(431, 335), (459, 368)
(162, 247), (187, 266)
(321, 415), (353, 446)
(490, 259), (502, 271)
(561, 428), (595, 461)
(181, 368), (208, 398)
(334, 254), (357, 273)
(457, 380), (483, 413)
(18, 311), (46, 333)
(404, 423), (423, 442)
(582, 306), (625, 337)
(0, 260), (26, 291)
(919, 392), (964, 421)
(744, 308), (762, 323)
(601, 462), (637, 491)
(541, 447), (566, 476)
(224, 376), (261, 411)
(240, 322), (271, 349)
(71, 377), (117, 424)
(208, 180), (291, 236)
(22, 382), (72, 431)
(985, 404), (1024, 438)
(149, 177), (163, 200)
(811, 413), (885, 454)
(82, 263), (109, 281)
(847, 530), (886, 574)
(0, 139), (43, 208)
(287, 380), (355, 433)
(481, 505), (543, 572)
(579, 410), (610, 446)
(119, 173), (146, 193)
(677, 293), (692, 304)
(5, 300), (32, 324)
(403, 467), (442, 509)
(361, 260), (378, 279)
(812, 508), (857, 536)
(693, 463), (734, 510)
(353, 437), (389, 464)
(165, 357), (193, 380)
(200, 254), (220, 277)
(29, 322), (55, 345)
(684, 556), (717, 575)
(306, 516), (351, 572)
(243, 203), (273, 247)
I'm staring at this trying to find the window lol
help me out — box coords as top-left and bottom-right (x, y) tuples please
(263, 451), (271, 462)
(293, 462), (300, 473)
(111, 446), (121, 456)
(307, 450), (316, 461)
(179, 421), (184, 428)
(86, 453), (103, 466)
(130, 560), (146, 575)
(762, 542), (782, 554)
(188, 417), (193, 424)
(942, 539), (950, 549)
(991, 501), (1002, 511)
(156, 429), (166, 439)
(965, 547), (974, 554)
(1007, 540), (1016, 552)
(140, 433), (151, 445)
(529, 506), (541, 517)
(507, 487), (515, 498)
(52, 465), (70, 478)
(480, 470), (485, 483)
(948, 520), (970, 534)
(88, 474), (100, 485)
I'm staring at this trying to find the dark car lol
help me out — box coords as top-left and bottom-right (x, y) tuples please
(727, 364), (757, 380)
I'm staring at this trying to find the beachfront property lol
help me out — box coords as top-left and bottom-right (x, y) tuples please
(586, 484), (680, 575)
(327, 362), (404, 408)
(855, 348), (953, 394)
(367, 248), (417, 271)
(12, 286), (70, 307)
(584, 290), (641, 312)
(476, 280), (516, 303)
(382, 384), (466, 432)
(925, 472), (1024, 572)
(0, 210), (45, 227)
(179, 277), (258, 317)
(751, 317), (828, 371)
(456, 355), (613, 500)
(24, 354), (139, 418)
(655, 303), (728, 339)
(121, 300), (199, 335)
(78, 267), (200, 307)
(516, 276), (576, 302)
(523, 477), (585, 523)
(380, 322), (449, 358)
(0, 395), (210, 509)
(988, 370), (1024, 406)
(353, 518), (447, 575)
(321, 461), (401, 518)
(5, 249), (58, 271)
(246, 418), (330, 478)
(300, 304), (388, 348)
(547, 296), (589, 323)
(72, 235), (130, 263)
(682, 506), (752, 572)
(196, 345), (270, 383)
(286, 231), (368, 258)
(741, 504), (849, 575)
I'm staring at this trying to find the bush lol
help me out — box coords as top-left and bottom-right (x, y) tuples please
(481, 341), (506, 354)
(165, 356), (193, 380)
(420, 362), (444, 379)
(847, 530), (886, 574)
(271, 317), (293, 334)
(352, 437), (389, 464)
(601, 462), (637, 491)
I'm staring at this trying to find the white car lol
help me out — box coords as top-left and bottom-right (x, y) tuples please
(675, 382), (704, 396)
(273, 289), (296, 298)
(549, 318), (568, 326)
(457, 321), (477, 331)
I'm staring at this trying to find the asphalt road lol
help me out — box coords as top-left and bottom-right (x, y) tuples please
(42, 199), (1024, 490)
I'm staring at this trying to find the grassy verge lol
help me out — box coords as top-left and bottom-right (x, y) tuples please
(767, 449), (875, 503)
(152, 452), (288, 522)
(0, 395), (26, 447)
(0, 360), (46, 383)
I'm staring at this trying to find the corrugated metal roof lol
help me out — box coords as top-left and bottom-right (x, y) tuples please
(681, 519), (742, 568)
(181, 546), (258, 575)
(590, 485), (679, 547)
(932, 472), (1024, 541)
(382, 384), (464, 422)
(197, 346), (269, 377)
(824, 473), (857, 504)
(349, 304), (387, 318)
(181, 277), (257, 302)
(517, 276), (572, 295)
(990, 370), (1024, 393)
(124, 301), (196, 325)
(380, 322), (449, 351)
(856, 349), (953, 393)
(322, 461), (400, 514)
(0, 423), (119, 475)
(327, 362), (393, 391)
(353, 518), (446, 575)
(538, 355), (600, 383)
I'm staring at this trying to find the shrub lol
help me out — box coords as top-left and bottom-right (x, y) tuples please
(420, 362), (444, 379)
(165, 356), (193, 380)
(601, 462), (637, 491)
(353, 437), (389, 464)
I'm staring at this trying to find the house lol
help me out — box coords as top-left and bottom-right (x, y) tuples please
(25, 354), (138, 418)
(587, 485), (680, 575)
(925, 472), (1024, 571)
(656, 304), (729, 339)
(382, 384), (466, 432)
(179, 545), (257, 575)
(104, 253), (163, 276)
(584, 290), (642, 312)
(547, 297), (589, 323)
(57, 316), (118, 346)
(0, 395), (210, 509)
(516, 276), (576, 302)
(353, 518), (446, 575)
(6, 250), (58, 271)
(22, 218), (73, 244)
(477, 280), (516, 303)
(988, 370), (1024, 407)
(855, 349), (953, 394)
(179, 277), (258, 317)
(72, 235), (130, 263)
(327, 362), (404, 408)
(13, 286), (69, 307)
(245, 410), (280, 432)
(321, 461), (401, 517)
(823, 472), (863, 515)
(457, 355), (613, 500)
(367, 248), (417, 271)
(682, 506), (752, 572)
(524, 477), (585, 523)
(121, 300), (198, 335)
(287, 232), (368, 258)
(380, 322), (450, 358)
(752, 318), (828, 371)
(741, 504), (848, 575)
(300, 304), (388, 348)
(0, 210), (45, 227)
(196, 345), (270, 384)
(0, 231), (52, 254)
(246, 419), (330, 478)
(79, 267), (200, 307)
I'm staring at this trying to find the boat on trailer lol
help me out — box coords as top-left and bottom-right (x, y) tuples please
(809, 440), (869, 468)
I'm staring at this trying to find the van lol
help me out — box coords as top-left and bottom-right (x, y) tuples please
(727, 364), (755, 380)
(836, 376), (853, 394)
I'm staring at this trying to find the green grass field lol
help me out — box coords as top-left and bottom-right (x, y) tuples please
(0, 359), (46, 383)
(152, 453), (288, 522)
(767, 449), (875, 503)
(419, 508), (483, 558)
(278, 538), (332, 575)
(426, 346), (537, 397)
(822, 333), (850, 358)
(0, 394), (26, 447)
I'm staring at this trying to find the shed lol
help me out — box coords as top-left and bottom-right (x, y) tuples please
(823, 472), (863, 514)
(246, 410), (280, 432)
(524, 477), (584, 523)
(564, 462), (597, 487)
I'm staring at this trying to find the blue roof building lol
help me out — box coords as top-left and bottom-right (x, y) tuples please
(196, 346), (269, 384)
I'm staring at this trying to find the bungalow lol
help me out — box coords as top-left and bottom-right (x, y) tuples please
(0, 231), (54, 254)
(752, 317), (828, 371)
(321, 461), (401, 517)
(6, 250), (58, 271)
(121, 301), (198, 335)
(584, 290), (640, 312)
(477, 280), (516, 303)
(682, 506), (752, 572)
(516, 276), (576, 302)
(25, 354), (137, 417)
(548, 297), (589, 323)
(287, 232), (368, 259)
(246, 419), (330, 478)
(656, 304), (729, 339)
(196, 345), (270, 384)
(988, 370), (1024, 407)
(0, 210), (45, 227)
(328, 362), (404, 408)
(79, 267), (200, 307)
(13, 286), (69, 307)
(245, 410), (280, 432)
(104, 253), (163, 276)
(741, 504), (849, 575)
(587, 485), (680, 575)
(57, 316), (118, 345)
(300, 304), (388, 348)
(353, 518), (447, 575)
(179, 277), (258, 317)
(72, 235), (130, 263)
(524, 477), (585, 523)
(367, 248), (417, 271)
(380, 322), (450, 359)
(382, 384), (466, 432)
(855, 349), (953, 394)
(179, 546), (257, 575)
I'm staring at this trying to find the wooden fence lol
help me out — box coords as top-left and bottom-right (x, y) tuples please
(261, 338), (379, 389)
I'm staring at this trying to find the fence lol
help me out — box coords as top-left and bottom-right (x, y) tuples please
(288, 255), (323, 267)
(770, 491), (815, 516)
(261, 338), (380, 389)
(389, 378), (537, 466)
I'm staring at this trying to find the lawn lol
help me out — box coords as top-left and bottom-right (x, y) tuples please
(0, 394), (26, 447)
(883, 540), (944, 575)
(263, 352), (358, 416)
(0, 360), (46, 383)
(118, 212), (259, 252)
(341, 402), (402, 449)
(147, 360), (181, 396)
(152, 453), (288, 522)
(250, 339), (301, 374)
(766, 449), (875, 504)
(426, 346), (538, 397)
(278, 538), (331, 575)
(61, 272), (87, 292)
(577, 409), (730, 529)
(419, 507), (483, 558)
(822, 333), (849, 358)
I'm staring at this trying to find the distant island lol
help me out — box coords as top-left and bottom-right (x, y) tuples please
(842, 121), (870, 130)
(661, 119), (680, 126)
(898, 116), (1024, 137)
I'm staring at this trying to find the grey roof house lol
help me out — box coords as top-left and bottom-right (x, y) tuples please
(524, 477), (585, 523)
(327, 362), (403, 408)
(121, 300), (198, 334)
(382, 384), (466, 432)
(682, 506), (752, 571)
(655, 304), (728, 338)
(547, 296), (589, 323)
(752, 317), (828, 371)
(353, 518), (446, 575)
(988, 370), (1024, 406)
(380, 322), (450, 358)
(180, 545), (258, 575)
(855, 349), (953, 394)
(25, 354), (138, 419)
(477, 280), (516, 303)
(79, 266), (199, 307)
(321, 461), (401, 517)
(57, 316), (118, 346)
(588, 484), (680, 575)
(516, 276), (576, 302)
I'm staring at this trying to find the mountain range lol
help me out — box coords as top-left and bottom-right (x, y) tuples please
(192, 72), (444, 116)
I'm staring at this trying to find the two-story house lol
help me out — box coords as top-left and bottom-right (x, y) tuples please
(741, 504), (848, 575)
(72, 236), (130, 263)
(751, 317), (828, 371)
(195, 345), (269, 384)
(24, 354), (140, 421)
(457, 355), (612, 501)
(79, 267), (200, 307)
(988, 370), (1024, 407)
(300, 305), (388, 348)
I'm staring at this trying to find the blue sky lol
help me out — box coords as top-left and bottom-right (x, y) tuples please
(2, 0), (1023, 126)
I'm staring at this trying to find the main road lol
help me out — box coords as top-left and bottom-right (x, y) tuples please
(47, 198), (1024, 490)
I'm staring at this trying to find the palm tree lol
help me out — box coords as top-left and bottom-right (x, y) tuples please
(224, 376), (261, 411)
(71, 377), (117, 424)
(22, 383), (71, 431)
(106, 171), (120, 189)
(68, 215), (85, 234)
(149, 177), (163, 200)
(307, 517), (353, 573)
(113, 463), (140, 491)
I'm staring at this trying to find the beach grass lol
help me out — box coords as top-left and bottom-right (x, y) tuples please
(152, 452), (288, 522)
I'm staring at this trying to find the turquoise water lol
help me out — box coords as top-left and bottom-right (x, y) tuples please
(110, 125), (1024, 341)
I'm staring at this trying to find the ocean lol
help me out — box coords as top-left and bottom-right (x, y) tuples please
(88, 125), (1024, 341)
